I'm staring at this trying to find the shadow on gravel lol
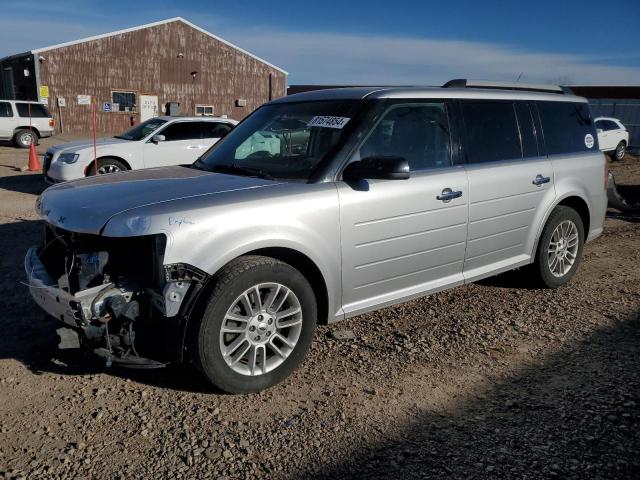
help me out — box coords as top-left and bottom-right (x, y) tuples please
(607, 211), (640, 224)
(0, 172), (47, 195)
(308, 312), (640, 480)
(474, 268), (539, 290)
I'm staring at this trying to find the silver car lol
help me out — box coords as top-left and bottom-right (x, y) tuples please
(25, 80), (607, 393)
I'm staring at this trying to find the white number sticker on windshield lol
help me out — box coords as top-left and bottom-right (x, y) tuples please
(307, 116), (350, 129)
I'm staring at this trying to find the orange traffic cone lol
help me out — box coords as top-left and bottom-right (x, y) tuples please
(27, 143), (41, 172)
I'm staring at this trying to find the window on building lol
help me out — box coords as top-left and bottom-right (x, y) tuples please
(461, 102), (522, 163)
(15, 102), (50, 118)
(201, 122), (233, 138)
(537, 101), (595, 155)
(195, 105), (214, 116)
(160, 121), (201, 141)
(0, 102), (13, 117)
(359, 103), (451, 171)
(112, 91), (137, 113)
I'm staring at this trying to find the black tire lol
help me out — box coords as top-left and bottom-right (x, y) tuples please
(13, 129), (38, 148)
(530, 206), (585, 288)
(614, 141), (626, 161)
(86, 157), (128, 176)
(196, 255), (317, 393)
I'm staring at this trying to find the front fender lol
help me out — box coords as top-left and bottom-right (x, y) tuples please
(102, 182), (343, 320)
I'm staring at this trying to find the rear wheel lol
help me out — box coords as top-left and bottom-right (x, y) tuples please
(614, 141), (626, 161)
(13, 129), (37, 148)
(196, 256), (317, 393)
(530, 206), (584, 288)
(86, 158), (128, 176)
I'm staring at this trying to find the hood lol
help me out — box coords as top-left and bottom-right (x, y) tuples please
(38, 166), (280, 234)
(48, 137), (130, 154)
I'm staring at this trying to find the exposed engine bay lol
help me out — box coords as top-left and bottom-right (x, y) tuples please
(25, 224), (208, 368)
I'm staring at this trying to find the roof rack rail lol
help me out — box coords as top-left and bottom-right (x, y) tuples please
(442, 79), (572, 95)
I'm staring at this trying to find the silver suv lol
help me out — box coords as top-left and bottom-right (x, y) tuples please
(25, 80), (607, 393)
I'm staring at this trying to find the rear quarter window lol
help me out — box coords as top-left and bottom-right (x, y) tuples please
(16, 103), (50, 118)
(0, 102), (13, 117)
(537, 101), (596, 155)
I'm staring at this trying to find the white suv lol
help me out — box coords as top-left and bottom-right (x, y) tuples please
(43, 116), (238, 183)
(595, 117), (629, 160)
(0, 100), (55, 147)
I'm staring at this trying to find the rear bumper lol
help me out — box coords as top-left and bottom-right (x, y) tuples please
(586, 192), (607, 243)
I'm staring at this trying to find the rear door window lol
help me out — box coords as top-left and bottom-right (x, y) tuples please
(537, 101), (596, 154)
(0, 102), (12, 117)
(160, 122), (201, 141)
(201, 122), (233, 138)
(599, 119), (620, 131)
(16, 103), (50, 118)
(461, 102), (522, 163)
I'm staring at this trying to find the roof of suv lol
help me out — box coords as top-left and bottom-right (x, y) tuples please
(157, 116), (238, 123)
(594, 117), (623, 123)
(271, 86), (588, 104)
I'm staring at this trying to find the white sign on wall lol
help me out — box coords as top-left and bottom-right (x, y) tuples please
(77, 95), (91, 105)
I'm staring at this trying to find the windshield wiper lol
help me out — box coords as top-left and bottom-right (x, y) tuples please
(113, 135), (131, 140)
(211, 164), (276, 181)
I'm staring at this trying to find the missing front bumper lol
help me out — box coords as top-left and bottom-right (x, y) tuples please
(24, 246), (195, 366)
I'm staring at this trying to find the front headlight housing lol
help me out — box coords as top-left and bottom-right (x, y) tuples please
(58, 153), (79, 164)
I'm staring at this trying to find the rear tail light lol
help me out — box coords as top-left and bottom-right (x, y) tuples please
(49, 119), (54, 127)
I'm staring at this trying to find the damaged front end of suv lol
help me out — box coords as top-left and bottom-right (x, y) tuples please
(25, 224), (208, 367)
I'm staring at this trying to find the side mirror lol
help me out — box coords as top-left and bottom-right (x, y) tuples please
(152, 134), (166, 143)
(343, 156), (410, 181)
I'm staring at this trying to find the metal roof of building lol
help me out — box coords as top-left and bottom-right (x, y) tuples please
(27, 17), (287, 75)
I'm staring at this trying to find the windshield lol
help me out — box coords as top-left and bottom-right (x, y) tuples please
(195, 101), (359, 181)
(115, 118), (167, 141)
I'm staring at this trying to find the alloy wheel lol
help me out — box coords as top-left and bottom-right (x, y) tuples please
(219, 283), (303, 376)
(98, 164), (122, 174)
(20, 132), (33, 146)
(547, 220), (579, 277)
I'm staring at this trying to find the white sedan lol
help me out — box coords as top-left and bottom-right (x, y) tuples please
(43, 116), (237, 183)
(595, 117), (629, 161)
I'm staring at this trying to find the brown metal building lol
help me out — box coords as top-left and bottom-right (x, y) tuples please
(0, 17), (287, 134)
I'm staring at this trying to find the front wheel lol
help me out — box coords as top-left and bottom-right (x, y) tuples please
(530, 206), (584, 288)
(86, 158), (128, 176)
(196, 256), (317, 393)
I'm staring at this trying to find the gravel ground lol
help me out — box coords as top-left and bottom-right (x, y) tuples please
(0, 139), (638, 479)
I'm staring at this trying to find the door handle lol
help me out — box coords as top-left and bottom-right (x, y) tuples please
(187, 145), (200, 149)
(532, 174), (551, 186)
(437, 188), (463, 202)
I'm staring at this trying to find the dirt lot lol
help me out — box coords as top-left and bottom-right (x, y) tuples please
(0, 139), (638, 479)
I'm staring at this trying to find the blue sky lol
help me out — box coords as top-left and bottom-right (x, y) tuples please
(1, 0), (639, 85)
